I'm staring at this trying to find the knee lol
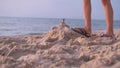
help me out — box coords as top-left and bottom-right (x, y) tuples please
(101, 0), (110, 6)
(83, 0), (91, 5)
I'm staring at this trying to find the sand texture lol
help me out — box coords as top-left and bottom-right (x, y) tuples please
(0, 22), (120, 68)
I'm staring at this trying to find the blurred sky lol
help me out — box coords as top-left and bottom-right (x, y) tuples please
(0, 0), (119, 20)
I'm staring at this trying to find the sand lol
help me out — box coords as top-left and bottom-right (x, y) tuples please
(0, 22), (120, 68)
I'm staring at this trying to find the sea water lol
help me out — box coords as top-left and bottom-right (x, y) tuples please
(0, 17), (120, 36)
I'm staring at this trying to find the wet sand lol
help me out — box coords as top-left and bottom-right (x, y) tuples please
(0, 23), (120, 68)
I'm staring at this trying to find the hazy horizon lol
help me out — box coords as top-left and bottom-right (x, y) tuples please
(0, 0), (120, 20)
(0, 16), (120, 21)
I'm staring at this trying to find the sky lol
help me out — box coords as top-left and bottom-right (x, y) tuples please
(0, 0), (119, 20)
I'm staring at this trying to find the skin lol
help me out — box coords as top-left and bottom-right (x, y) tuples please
(83, 0), (114, 36)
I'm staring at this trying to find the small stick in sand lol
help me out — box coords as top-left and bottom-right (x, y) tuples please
(62, 18), (65, 23)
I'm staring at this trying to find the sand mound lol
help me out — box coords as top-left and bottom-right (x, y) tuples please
(0, 22), (120, 68)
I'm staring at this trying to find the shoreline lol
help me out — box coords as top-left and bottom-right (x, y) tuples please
(0, 28), (120, 37)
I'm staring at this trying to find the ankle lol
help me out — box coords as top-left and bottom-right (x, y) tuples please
(84, 27), (92, 34)
(106, 32), (114, 37)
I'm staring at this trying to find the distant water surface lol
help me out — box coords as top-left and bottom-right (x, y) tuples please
(0, 17), (120, 36)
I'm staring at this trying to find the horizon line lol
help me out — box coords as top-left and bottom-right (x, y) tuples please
(0, 16), (119, 21)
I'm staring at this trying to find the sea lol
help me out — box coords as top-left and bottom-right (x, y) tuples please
(0, 17), (120, 36)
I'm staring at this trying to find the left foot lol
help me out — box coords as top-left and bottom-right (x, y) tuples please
(100, 34), (116, 39)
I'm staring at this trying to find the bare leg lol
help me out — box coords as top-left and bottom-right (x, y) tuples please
(83, 0), (92, 34)
(102, 0), (114, 36)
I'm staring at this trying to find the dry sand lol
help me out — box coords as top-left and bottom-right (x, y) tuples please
(0, 22), (120, 68)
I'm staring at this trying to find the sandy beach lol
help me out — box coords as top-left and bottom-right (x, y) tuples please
(0, 22), (120, 68)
